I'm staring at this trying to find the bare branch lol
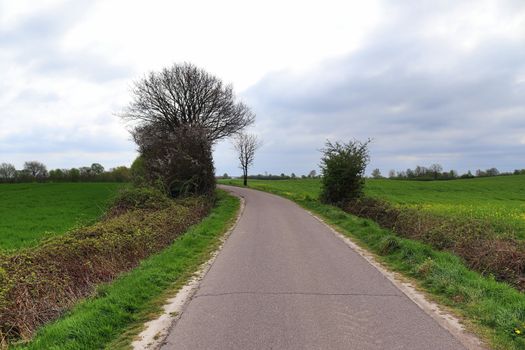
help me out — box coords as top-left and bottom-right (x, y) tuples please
(121, 62), (255, 143)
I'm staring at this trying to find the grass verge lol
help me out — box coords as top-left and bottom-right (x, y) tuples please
(220, 180), (525, 350)
(12, 190), (239, 350)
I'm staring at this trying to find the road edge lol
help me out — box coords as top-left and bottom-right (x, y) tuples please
(307, 211), (487, 350)
(131, 193), (246, 350)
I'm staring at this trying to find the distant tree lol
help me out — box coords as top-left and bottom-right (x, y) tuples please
(90, 163), (104, 175)
(49, 169), (66, 182)
(486, 167), (500, 176)
(0, 163), (16, 182)
(308, 170), (317, 178)
(414, 166), (426, 177)
(371, 168), (382, 179)
(23, 161), (47, 179)
(69, 168), (80, 182)
(233, 133), (260, 186)
(448, 169), (458, 178)
(79, 167), (92, 177)
(429, 163), (443, 180)
(291, 173), (296, 179)
(388, 169), (396, 179)
(320, 139), (370, 204)
(222, 173), (230, 179)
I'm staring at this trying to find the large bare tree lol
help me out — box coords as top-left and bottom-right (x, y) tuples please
(23, 161), (47, 179)
(233, 133), (260, 186)
(122, 62), (255, 143)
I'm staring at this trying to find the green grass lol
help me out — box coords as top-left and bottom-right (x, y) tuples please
(366, 176), (525, 237)
(14, 190), (239, 350)
(0, 183), (125, 250)
(223, 176), (525, 238)
(219, 178), (525, 349)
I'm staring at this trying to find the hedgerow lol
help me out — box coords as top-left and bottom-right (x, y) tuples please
(0, 187), (211, 344)
(344, 197), (525, 289)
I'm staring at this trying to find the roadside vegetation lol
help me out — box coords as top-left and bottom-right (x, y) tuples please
(0, 187), (211, 344)
(219, 177), (525, 349)
(11, 191), (239, 350)
(0, 183), (124, 250)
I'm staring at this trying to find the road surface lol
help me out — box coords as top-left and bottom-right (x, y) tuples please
(161, 186), (466, 350)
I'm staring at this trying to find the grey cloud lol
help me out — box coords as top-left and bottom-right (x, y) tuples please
(0, 0), (133, 83)
(238, 3), (525, 176)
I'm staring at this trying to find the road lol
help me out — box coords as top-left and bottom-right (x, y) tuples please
(161, 186), (467, 350)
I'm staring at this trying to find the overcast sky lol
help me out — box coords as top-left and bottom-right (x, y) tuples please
(1, 0), (524, 176)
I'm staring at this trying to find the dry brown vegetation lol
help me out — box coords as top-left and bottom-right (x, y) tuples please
(344, 197), (525, 289)
(0, 187), (211, 344)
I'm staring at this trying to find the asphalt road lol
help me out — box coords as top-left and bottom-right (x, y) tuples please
(161, 186), (466, 350)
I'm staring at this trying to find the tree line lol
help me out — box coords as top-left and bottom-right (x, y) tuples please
(370, 165), (525, 180)
(0, 161), (131, 183)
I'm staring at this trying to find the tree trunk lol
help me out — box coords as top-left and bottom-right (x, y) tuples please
(243, 173), (247, 186)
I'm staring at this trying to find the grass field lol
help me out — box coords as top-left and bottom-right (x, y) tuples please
(221, 175), (525, 238)
(0, 183), (125, 250)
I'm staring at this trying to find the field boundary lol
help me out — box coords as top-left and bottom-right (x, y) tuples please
(132, 193), (245, 350)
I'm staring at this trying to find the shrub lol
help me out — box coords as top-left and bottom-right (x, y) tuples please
(133, 125), (216, 197)
(319, 139), (370, 204)
(107, 186), (170, 216)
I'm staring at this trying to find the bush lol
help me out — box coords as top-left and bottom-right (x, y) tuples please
(133, 125), (216, 197)
(319, 139), (370, 204)
(108, 186), (170, 216)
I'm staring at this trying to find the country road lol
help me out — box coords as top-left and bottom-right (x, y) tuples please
(161, 186), (468, 350)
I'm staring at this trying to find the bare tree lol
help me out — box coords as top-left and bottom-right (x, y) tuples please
(0, 163), (16, 182)
(23, 161), (47, 179)
(308, 170), (317, 178)
(429, 163), (443, 180)
(233, 133), (260, 186)
(122, 62), (255, 143)
(371, 168), (382, 179)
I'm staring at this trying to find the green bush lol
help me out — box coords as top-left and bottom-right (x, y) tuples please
(319, 139), (370, 204)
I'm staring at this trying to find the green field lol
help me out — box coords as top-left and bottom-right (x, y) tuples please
(0, 183), (124, 250)
(221, 175), (525, 238)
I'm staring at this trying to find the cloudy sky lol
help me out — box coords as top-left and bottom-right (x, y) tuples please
(1, 0), (524, 176)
